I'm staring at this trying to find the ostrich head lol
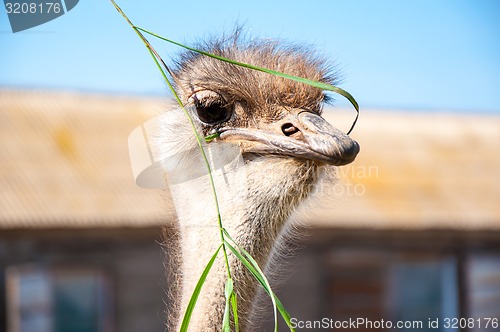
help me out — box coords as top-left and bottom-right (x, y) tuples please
(163, 34), (359, 330)
(174, 37), (358, 169)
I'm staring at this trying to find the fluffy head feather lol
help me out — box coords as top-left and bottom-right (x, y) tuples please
(173, 31), (338, 115)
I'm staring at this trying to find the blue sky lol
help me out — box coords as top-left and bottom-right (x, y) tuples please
(1, 0), (499, 112)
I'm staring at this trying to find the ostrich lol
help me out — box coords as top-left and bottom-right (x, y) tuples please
(158, 34), (359, 331)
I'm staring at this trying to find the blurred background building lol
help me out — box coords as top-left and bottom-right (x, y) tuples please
(1, 89), (499, 332)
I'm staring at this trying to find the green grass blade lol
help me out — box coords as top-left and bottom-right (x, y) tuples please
(204, 132), (220, 142)
(111, 0), (234, 272)
(180, 245), (222, 332)
(110, 3), (230, 330)
(223, 239), (295, 332)
(230, 290), (239, 332)
(110, 0), (220, 143)
(223, 240), (279, 331)
(110, 6), (237, 328)
(136, 26), (359, 135)
(236, 247), (291, 330)
(222, 278), (234, 332)
(223, 230), (295, 331)
(223, 278), (240, 332)
(221, 233), (276, 331)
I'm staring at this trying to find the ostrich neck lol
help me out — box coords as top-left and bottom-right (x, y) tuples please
(166, 148), (317, 331)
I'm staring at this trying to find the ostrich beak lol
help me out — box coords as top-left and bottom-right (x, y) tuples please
(218, 111), (359, 165)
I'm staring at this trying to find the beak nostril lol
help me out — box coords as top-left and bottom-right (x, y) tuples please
(281, 123), (300, 137)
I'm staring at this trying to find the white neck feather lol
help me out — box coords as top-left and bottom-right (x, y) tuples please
(158, 110), (318, 330)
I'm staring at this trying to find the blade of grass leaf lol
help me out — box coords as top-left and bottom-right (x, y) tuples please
(222, 240), (276, 331)
(224, 240), (295, 332)
(223, 229), (295, 331)
(111, 2), (238, 330)
(110, 0), (233, 275)
(138, 31), (237, 332)
(222, 278), (234, 332)
(136, 26), (359, 135)
(204, 132), (221, 142)
(180, 244), (223, 332)
(110, 1), (220, 143)
(230, 291), (239, 332)
(109, 2), (179, 87)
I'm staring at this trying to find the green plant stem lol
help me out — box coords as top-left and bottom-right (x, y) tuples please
(110, 0), (234, 328)
(135, 26), (359, 135)
(179, 245), (223, 331)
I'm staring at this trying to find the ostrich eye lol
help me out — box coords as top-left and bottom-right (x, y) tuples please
(195, 100), (232, 124)
(189, 91), (233, 125)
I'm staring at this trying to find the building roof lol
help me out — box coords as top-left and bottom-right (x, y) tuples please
(310, 108), (500, 230)
(1, 89), (499, 230)
(0, 89), (171, 228)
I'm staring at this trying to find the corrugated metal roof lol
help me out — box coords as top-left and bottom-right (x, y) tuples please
(1, 89), (499, 230)
(308, 109), (500, 230)
(0, 89), (172, 228)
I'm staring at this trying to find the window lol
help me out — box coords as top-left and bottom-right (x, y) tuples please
(387, 258), (459, 332)
(467, 254), (500, 332)
(6, 264), (113, 332)
(325, 249), (460, 332)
